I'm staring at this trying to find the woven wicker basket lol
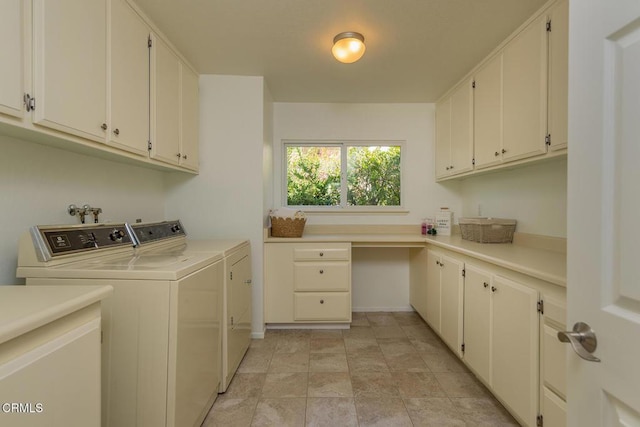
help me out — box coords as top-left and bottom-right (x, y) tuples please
(270, 216), (306, 237)
(459, 217), (516, 243)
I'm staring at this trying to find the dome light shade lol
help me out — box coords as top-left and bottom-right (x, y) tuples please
(332, 32), (366, 63)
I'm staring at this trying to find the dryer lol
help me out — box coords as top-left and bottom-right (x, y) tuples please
(16, 223), (223, 427)
(128, 220), (252, 392)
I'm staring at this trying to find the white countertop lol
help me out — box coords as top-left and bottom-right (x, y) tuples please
(425, 235), (566, 287)
(264, 225), (566, 287)
(0, 285), (113, 345)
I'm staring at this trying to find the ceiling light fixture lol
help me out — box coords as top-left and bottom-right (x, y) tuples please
(332, 31), (366, 64)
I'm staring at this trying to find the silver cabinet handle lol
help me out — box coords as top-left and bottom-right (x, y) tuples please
(483, 282), (489, 288)
(319, 269), (324, 274)
(319, 252), (324, 257)
(320, 299), (324, 304)
(113, 128), (120, 136)
(101, 123), (108, 131)
(244, 279), (252, 285)
(557, 322), (601, 362)
(494, 151), (500, 156)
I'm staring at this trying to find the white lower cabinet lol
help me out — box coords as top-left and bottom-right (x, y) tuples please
(264, 242), (351, 323)
(463, 264), (492, 384)
(425, 249), (464, 357)
(423, 248), (559, 427)
(491, 275), (540, 426)
(539, 296), (567, 427)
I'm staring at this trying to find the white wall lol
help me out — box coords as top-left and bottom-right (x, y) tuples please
(0, 134), (166, 284)
(459, 158), (567, 237)
(273, 103), (464, 311)
(272, 103), (463, 224)
(165, 75), (271, 337)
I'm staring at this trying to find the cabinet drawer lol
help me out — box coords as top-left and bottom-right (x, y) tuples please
(294, 262), (349, 291)
(293, 247), (350, 261)
(294, 292), (350, 321)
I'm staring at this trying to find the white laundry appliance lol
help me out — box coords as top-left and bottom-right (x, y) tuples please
(16, 222), (223, 427)
(128, 220), (252, 392)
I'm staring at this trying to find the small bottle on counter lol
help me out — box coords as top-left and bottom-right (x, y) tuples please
(421, 219), (427, 235)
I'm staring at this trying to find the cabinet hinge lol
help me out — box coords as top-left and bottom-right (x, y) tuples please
(230, 271), (233, 280)
(461, 343), (465, 353)
(472, 158), (475, 166)
(101, 330), (104, 344)
(24, 93), (36, 112)
(546, 20), (552, 32)
(147, 141), (152, 151)
(537, 414), (544, 427)
(545, 134), (551, 146)
(472, 80), (476, 89)
(230, 316), (234, 326)
(462, 268), (466, 277)
(537, 300), (544, 314)
(148, 35), (152, 48)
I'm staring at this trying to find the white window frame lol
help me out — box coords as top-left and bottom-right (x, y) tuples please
(282, 140), (406, 212)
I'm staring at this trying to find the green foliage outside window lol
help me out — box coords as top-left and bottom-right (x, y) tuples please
(286, 144), (401, 207)
(286, 146), (341, 206)
(347, 146), (401, 206)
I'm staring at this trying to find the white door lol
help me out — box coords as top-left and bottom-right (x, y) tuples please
(567, 0), (640, 425)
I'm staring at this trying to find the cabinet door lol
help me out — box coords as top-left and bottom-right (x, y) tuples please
(150, 34), (180, 166)
(473, 54), (503, 169)
(109, 0), (150, 156)
(180, 63), (199, 171)
(0, 0), (25, 119)
(228, 251), (252, 382)
(425, 250), (441, 332)
(491, 275), (539, 426)
(264, 244), (295, 323)
(449, 80), (474, 176)
(439, 254), (464, 356)
(502, 15), (548, 163)
(463, 264), (492, 385)
(33, 0), (107, 142)
(435, 98), (451, 179)
(547, 0), (569, 151)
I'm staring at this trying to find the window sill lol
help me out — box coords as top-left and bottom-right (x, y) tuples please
(297, 207), (410, 215)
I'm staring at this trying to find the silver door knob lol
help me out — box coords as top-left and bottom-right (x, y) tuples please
(558, 322), (601, 362)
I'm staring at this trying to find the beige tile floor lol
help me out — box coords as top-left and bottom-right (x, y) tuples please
(202, 312), (520, 426)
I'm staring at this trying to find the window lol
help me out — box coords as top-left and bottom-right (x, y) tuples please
(285, 142), (402, 209)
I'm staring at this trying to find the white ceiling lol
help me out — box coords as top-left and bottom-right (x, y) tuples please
(133, 0), (547, 103)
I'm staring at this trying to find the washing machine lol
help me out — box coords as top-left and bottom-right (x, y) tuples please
(16, 222), (224, 427)
(128, 220), (252, 392)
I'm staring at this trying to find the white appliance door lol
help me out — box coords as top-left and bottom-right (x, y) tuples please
(567, 0), (640, 425)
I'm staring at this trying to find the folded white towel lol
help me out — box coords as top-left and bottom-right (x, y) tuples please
(271, 208), (305, 219)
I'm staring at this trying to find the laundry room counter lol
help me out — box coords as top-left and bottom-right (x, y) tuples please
(0, 285), (112, 344)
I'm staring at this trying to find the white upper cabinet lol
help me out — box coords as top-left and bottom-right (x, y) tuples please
(435, 80), (473, 178)
(502, 14), (548, 163)
(436, 0), (568, 181)
(0, 0), (25, 120)
(150, 34), (180, 166)
(179, 63), (200, 171)
(33, 0), (107, 142)
(473, 54), (503, 170)
(108, 0), (150, 157)
(435, 98), (452, 179)
(547, 0), (569, 151)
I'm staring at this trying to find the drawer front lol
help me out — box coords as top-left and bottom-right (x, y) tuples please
(293, 246), (350, 261)
(543, 323), (567, 398)
(294, 292), (351, 321)
(294, 262), (350, 291)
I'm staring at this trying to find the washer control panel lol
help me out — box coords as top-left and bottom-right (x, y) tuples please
(129, 220), (186, 246)
(32, 223), (133, 259)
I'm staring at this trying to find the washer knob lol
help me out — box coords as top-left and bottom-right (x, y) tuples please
(110, 229), (125, 242)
